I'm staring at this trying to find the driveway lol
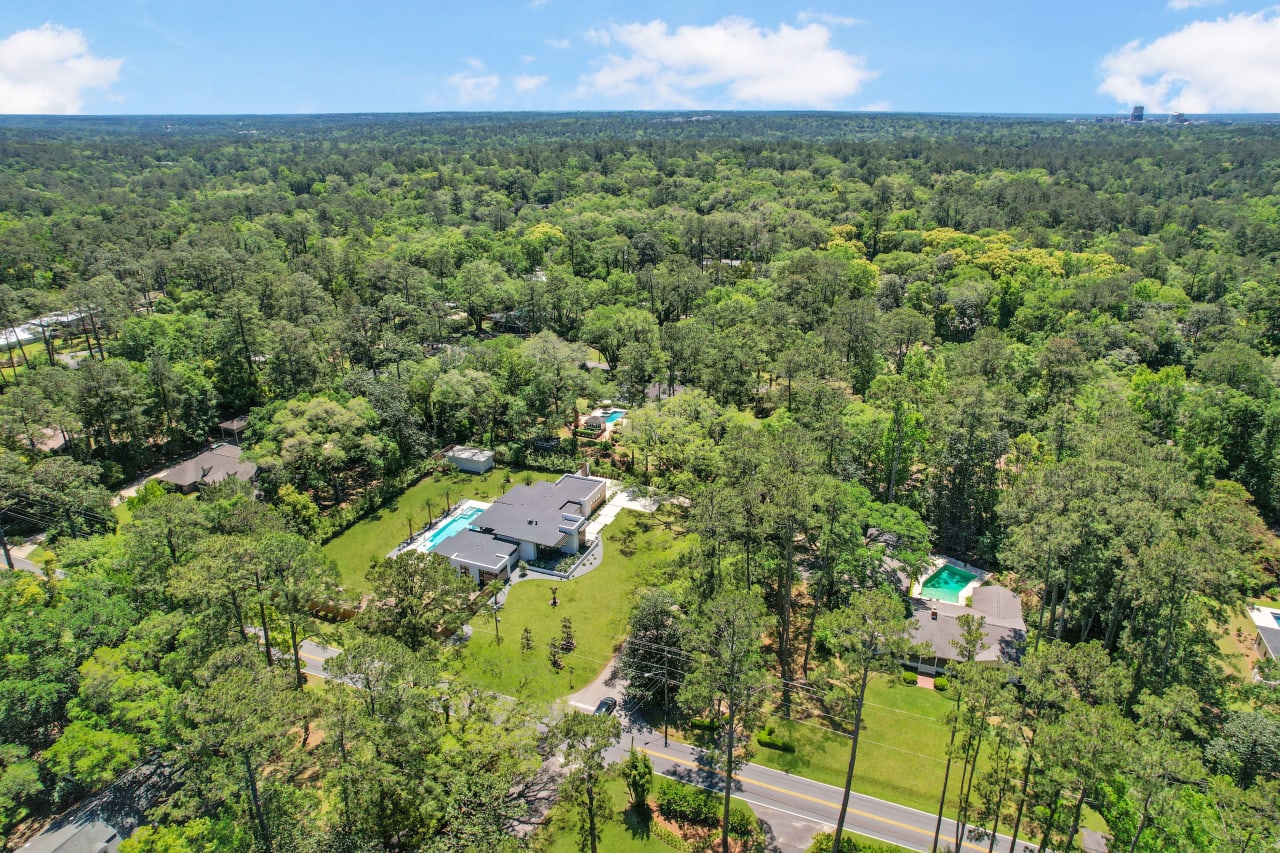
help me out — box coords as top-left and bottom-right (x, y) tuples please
(564, 653), (628, 714)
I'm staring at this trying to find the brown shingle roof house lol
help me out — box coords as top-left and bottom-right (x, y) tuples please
(157, 443), (257, 494)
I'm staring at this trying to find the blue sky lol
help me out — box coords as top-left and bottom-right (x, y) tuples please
(2, 0), (1279, 114)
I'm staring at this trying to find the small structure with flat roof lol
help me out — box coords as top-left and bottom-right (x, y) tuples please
(157, 444), (257, 494)
(445, 446), (495, 474)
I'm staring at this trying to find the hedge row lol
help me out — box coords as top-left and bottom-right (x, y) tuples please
(655, 780), (755, 837)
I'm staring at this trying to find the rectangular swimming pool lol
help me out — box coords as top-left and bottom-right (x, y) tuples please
(605, 409), (628, 424)
(424, 507), (485, 551)
(920, 565), (977, 604)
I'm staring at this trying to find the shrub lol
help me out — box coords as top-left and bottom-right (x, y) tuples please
(933, 676), (948, 692)
(651, 822), (691, 852)
(655, 780), (755, 838)
(690, 717), (721, 732)
(756, 724), (796, 752)
(901, 670), (918, 685)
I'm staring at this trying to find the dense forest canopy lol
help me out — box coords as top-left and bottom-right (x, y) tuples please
(1, 112), (1279, 853)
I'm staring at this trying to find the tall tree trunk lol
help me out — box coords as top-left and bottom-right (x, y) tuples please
(258, 599), (274, 668)
(243, 751), (272, 853)
(1127, 791), (1152, 853)
(587, 777), (599, 853)
(1007, 738), (1036, 853)
(1035, 797), (1060, 853)
(289, 620), (304, 688)
(932, 690), (964, 852)
(779, 518), (795, 718)
(721, 694), (737, 853)
(832, 666), (871, 853)
(1063, 788), (1087, 853)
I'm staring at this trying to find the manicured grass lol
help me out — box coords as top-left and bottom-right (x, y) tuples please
(752, 675), (1107, 833)
(455, 508), (692, 707)
(322, 466), (557, 592)
(752, 675), (958, 815)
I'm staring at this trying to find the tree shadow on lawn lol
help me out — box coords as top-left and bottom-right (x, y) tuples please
(622, 804), (652, 840)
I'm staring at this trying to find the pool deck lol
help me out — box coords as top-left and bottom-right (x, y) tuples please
(912, 556), (989, 605)
(393, 499), (492, 558)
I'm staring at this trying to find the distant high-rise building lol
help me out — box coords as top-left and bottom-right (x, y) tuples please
(1131, 105), (1145, 123)
(1169, 112), (1187, 124)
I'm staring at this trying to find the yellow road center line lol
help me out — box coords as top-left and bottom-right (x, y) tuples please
(638, 747), (992, 853)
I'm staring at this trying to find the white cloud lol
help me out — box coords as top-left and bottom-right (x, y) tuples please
(546, 37), (572, 49)
(861, 100), (891, 111)
(515, 74), (548, 93)
(521, 54), (538, 63)
(0, 23), (122, 114)
(582, 27), (612, 46)
(529, 0), (550, 9)
(447, 60), (500, 104)
(797, 10), (863, 27)
(1167, 0), (1225, 9)
(1098, 10), (1280, 112)
(580, 17), (875, 108)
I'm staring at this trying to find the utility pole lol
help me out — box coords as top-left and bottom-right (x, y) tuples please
(662, 667), (669, 748)
(0, 522), (14, 571)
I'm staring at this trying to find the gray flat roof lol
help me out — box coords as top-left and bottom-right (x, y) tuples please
(434, 529), (517, 570)
(1259, 625), (1280, 658)
(447, 446), (494, 462)
(472, 477), (601, 547)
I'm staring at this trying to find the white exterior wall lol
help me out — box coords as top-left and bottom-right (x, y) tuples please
(519, 540), (537, 561)
(446, 449), (495, 473)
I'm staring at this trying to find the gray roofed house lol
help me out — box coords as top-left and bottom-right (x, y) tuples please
(416, 474), (608, 586)
(472, 475), (606, 557)
(157, 443), (257, 494)
(433, 529), (518, 585)
(908, 584), (1026, 675)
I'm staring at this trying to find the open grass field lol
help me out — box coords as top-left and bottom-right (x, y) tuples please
(751, 675), (1106, 831)
(455, 507), (693, 706)
(752, 675), (958, 816)
(322, 466), (558, 591)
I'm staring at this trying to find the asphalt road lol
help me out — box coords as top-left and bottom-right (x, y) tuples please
(607, 725), (1032, 853)
(256, 640), (1046, 853)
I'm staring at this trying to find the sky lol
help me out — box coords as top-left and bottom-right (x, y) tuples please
(2, 0), (1280, 115)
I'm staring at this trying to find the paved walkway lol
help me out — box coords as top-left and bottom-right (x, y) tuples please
(584, 485), (658, 539)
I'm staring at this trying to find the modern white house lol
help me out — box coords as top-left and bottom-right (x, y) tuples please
(425, 473), (607, 586)
(445, 446), (495, 474)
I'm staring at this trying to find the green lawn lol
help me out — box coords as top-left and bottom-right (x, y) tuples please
(455, 508), (692, 706)
(322, 466), (557, 591)
(753, 675), (958, 816)
(752, 675), (1106, 832)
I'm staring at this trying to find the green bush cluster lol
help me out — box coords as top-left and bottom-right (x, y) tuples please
(756, 723), (796, 752)
(655, 780), (755, 837)
(933, 676), (949, 692)
(901, 670), (918, 685)
(650, 821), (692, 852)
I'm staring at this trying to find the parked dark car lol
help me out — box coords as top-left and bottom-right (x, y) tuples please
(593, 697), (618, 716)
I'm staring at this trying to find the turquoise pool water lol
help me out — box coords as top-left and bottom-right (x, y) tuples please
(424, 507), (485, 551)
(920, 565), (977, 604)
(605, 409), (628, 423)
